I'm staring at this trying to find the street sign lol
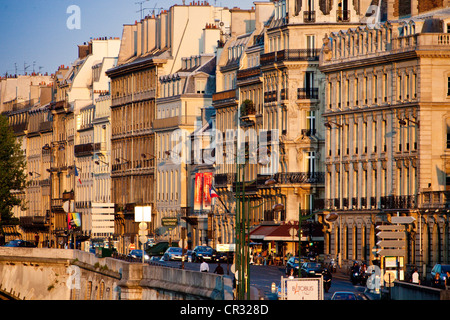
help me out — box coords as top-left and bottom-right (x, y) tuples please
(376, 240), (405, 248)
(377, 248), (405, 256)
(281, 277), (323, 300)
(376, 225), (405, 231)
(391, 216), (415, 224)
(139, 235), (148, 244)
(162, 217), (178, 227)
(376, 231), (405, 239)
(384, 271), (396, 287)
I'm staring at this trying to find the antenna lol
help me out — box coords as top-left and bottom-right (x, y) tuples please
(24, 62), (30, 75)
(135, 0), (149, 19)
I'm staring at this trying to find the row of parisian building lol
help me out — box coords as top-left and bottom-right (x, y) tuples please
(3, 0), (450, 273)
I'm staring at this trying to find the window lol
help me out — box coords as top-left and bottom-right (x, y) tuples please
(196, 79), (206, 94)
(447, 76), (450, 96)
(306, 111), (316, 135)
(306, 151), (316, 174)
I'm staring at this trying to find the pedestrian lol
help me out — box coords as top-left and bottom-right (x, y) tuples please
(446, 271), (450, 290)
(432, 273), (441, 288)
(411, 268), (420, 285)
(200, 258), (209, 272)
(214, 263), (224, 275)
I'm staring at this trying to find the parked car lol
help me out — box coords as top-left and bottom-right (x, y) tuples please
(431, 264), (450, 286)
(192, 245), (215, 262)
(3, 239), (36, 248)
(300, 262), (323, 277)
(162, 247), (183, 261)
(127, 249), (149, 261)
(285, 257), (300, 276)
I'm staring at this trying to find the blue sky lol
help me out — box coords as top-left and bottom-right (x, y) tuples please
(0, 0), (259, 77)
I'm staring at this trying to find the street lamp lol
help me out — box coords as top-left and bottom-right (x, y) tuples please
(115, 157), (129, 163)
(324, 121), (343, 129)
(29, 171), (41, 178)
(398, 118), (419, 127)
(94, 159), (109, 166)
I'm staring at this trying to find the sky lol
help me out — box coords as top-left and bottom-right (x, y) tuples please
(0, 0), (259, 77)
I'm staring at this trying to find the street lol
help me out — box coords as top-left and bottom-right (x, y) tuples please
(155, 260), (370, 300)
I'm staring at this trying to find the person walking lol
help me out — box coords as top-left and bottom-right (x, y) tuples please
(432, 273), (441, 288)
(411, 268), (420, 285)
(200, 258), (209, 272)
(214, 263), (224, 275)
(446, 271), (450, 290)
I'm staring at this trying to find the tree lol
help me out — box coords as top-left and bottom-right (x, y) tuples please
(0, 114), (28, 225)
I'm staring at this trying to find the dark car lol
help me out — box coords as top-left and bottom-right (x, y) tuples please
(3, 239), (37, 248)
(331, 292), (365, 300)
(285, 257), (300, 276)
(127, 249), (149, 261)
(431, 264), (450, 286)
(192, 245), (215, 262)
(300, 262), (323, 277)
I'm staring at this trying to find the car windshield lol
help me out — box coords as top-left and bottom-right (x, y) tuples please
(307, 263), (321, 268)
(292, 258), (299, 264)
(333, 293), (356, 300)
(130, 250), (142, 255)
(169, 248), (182, 253)
(197, 246), (212, 252)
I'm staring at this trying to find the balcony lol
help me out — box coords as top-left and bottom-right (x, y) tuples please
(419, 191), (450, 210)
(297, 88), (319, 100)
(212, 89), (237, 103)
(152, 115), (198, 130)
(380, 195), (417, 210)
(274, 172), (325, 185)
(336, 9), (350, 22)
(260, 49), (320, 66)
(237, 66), (261, 82)
(74, 143), (94, 157)
(303, 11), (316, 23)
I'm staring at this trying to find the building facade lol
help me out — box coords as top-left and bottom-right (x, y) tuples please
(319, 5), (450, 272)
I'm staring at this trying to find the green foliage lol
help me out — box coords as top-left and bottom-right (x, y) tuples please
(0, 114), (28, 225)
(240, 99), (255, 117)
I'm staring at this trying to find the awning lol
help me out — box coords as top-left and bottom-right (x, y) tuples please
(249, 224), (280, 240)
(250, 222), (324, 242)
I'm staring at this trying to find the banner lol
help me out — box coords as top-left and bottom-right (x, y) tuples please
(194, 173), (203, 211)
(203, 172), (213, 211)
(68, 212), (81, 229)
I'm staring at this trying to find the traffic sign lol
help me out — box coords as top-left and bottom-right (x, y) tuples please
(377, 248), (405, 256)
(376, 231), (405, 239)
(139, 235), (148, 244)
(391, 216), (415, 224)
(376, 225), (405, 231)
(376, 240), (405, 248)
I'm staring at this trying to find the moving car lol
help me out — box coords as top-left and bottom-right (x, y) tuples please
(162, 247), (183, 261)
(192, 245), (215, 262)
(128, 249), (149, 261)
(3, 239), (36, 248)
(331, 291), (366, 300)
(300, 262), (323, 277)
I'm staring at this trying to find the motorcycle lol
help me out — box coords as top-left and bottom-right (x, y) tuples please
(322, 269), (332, 293)
(330, 258), (337, 273)
(359, 271), (369, 286)
(350, 269), (360, 285)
